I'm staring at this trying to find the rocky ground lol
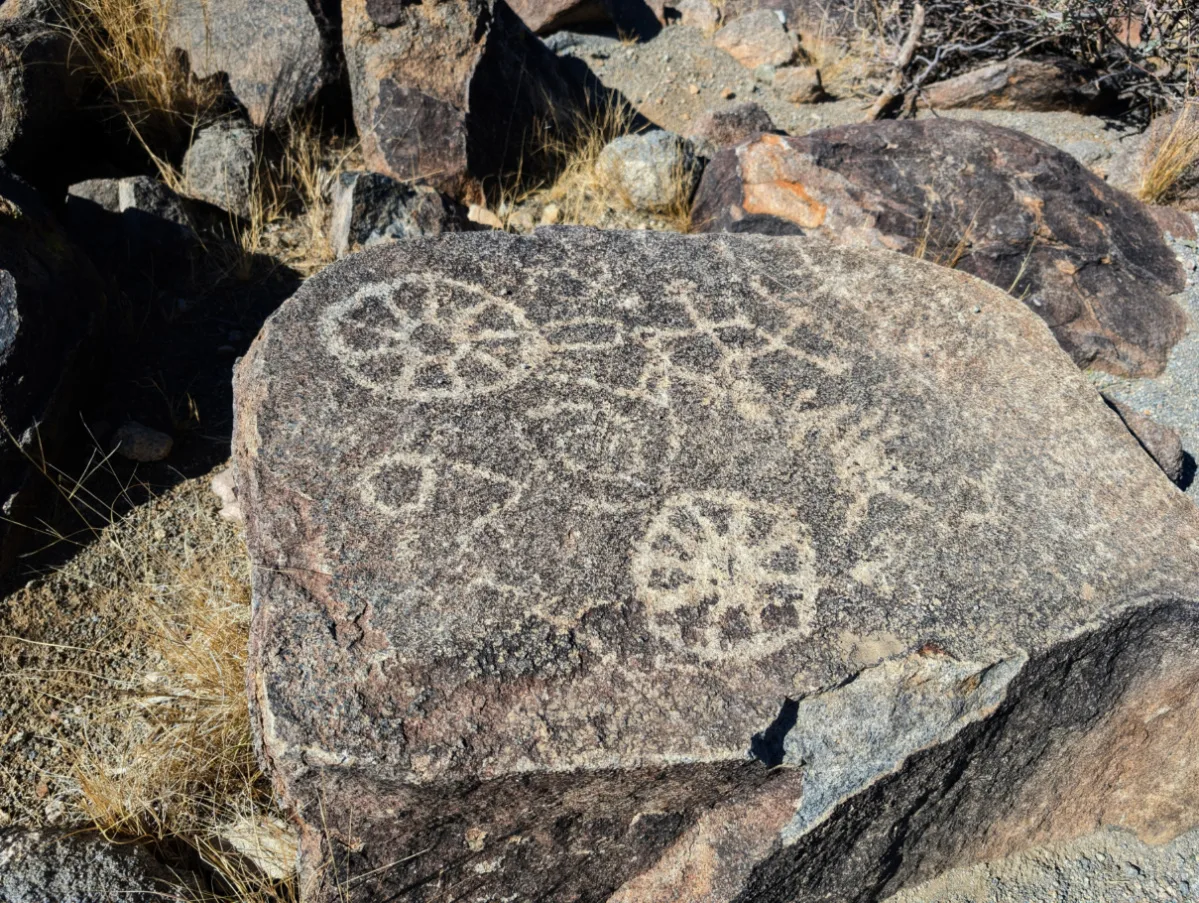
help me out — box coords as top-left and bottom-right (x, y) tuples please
(1091, 228), (1199, 496)
(1, 0), (1198, 900)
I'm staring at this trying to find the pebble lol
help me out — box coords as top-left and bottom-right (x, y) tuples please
(110, 421), (173, 463)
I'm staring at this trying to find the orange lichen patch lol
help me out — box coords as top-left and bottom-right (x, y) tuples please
(736, 135), (828, 228)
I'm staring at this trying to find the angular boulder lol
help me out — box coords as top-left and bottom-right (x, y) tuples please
(1101, 392), (1185, 486)
(506, 0), (609, 34)
(330, 170), (467, 258)
(595, 130), (701, 211)
(0, 167), (105, 573)
(920, 57), (1109, 113)
(692, 120), (1188, 377)
(165, 0), (336, 126)
(235, 229), (1199, 903)
(182, 122), (258, 219)
(687, 102), (777, 157)
(712, 9), (797, 70)
(0, 17), (82, 180)
(343, 0), (588, 198)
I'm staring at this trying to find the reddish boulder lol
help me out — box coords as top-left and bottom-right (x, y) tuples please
(343, 0), (588, 198)
(920, 57), (1109, 113)
(692, 120), (1187, 377)
(713, 9), (798, 69)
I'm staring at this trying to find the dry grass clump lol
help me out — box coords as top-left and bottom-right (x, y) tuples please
(1138, 102), (1199, 206)
(62, 0), (220, 146)
(219, 114), (359, 280)
(0, 472), (296, 902)
(494, 99), (695, 233)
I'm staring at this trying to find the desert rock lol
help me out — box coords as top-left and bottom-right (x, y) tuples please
(165, 0), (335, 127)
(692, 120), (1187, 377)
(330, 171), (467, 258)
(713, 9), (798, 70)
(596, 130), (701, 211)
(920, 57), (1109, 113)
(234, 229), (1199, 903)
(343, 0), (589, 198)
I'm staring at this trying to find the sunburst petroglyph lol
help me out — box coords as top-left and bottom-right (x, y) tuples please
(632, 492), (822, 660)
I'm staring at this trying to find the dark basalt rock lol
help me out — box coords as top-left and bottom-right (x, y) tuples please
(343, 0), (592, 198)
(0, 167), (104, 574)
(692, 120), (1187, 377)
(234, 229), (1199, 902)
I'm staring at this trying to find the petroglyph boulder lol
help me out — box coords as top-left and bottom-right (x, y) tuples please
(692, 120), (1187, 377)
(234, 229), (1199, 903)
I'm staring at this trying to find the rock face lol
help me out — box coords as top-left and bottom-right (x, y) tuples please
(235, 229), (1199, 903)
(773, 63), (824, 103)
(183, 122), (257, 219)
(0, 167), (104, 573)
(596, 130), (701, 211)
(506, 0), (609, 34)
(692, 120), (1187, 377)
(343, 0), (588, 198)
(0, 18), (81, 179)
(0, 830), (193, 902)
(165, 0), (335, 126)
(712, 9), (797, 69)
(920, 57), (1108, 113)
(330, 170), (467, 258)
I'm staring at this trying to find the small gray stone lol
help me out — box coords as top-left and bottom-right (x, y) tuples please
(330, 171), (467, 258)
(110, 420), (173, 462)
(183, 122), (257, 218)
(595, 130), (702, 211)
(1102, 392), (1186, 485)
(0, 830), (195, 902)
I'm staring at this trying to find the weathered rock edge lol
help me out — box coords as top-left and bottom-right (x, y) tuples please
(234, 230), (1199, 902)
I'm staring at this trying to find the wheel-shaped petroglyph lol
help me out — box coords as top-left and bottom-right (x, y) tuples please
(320, 274), (550, 402)
(632, 492), (822, 660)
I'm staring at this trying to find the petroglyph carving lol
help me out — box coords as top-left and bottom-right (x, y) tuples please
(632, 492), (822, 660)
(320, 274), (550, 402)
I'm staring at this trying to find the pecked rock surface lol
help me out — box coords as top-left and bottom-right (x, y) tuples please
(234, 229), (1199, 902)
(692, 119), (1187, 377)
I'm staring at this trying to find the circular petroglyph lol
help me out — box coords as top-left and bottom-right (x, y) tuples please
(320, 274), (550, 402)
(632, 492), (822, 660)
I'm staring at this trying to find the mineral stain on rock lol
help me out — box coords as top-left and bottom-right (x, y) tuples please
(233, 229), (1199, 902)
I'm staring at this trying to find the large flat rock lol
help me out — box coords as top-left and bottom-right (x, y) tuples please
(234, 229), (1199, 902)
(691, 120), (1187, 378)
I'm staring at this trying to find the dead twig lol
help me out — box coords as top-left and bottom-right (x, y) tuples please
(865, 2), (925, 120)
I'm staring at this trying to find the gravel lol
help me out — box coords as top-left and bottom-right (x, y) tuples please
(888, 826), (1199, 903)
(1089, 219), (1199, 498)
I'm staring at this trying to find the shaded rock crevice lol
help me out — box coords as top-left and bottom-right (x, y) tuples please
(735, 599), (1199, 903)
